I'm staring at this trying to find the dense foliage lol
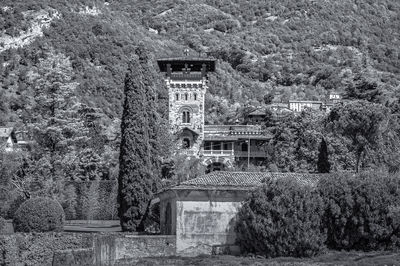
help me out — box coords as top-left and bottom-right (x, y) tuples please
(0, 0), (400, 218)
(318, 172), (400, 251)
(235, 177), (325, 257)
(326, 101), (390, 172)
(118, 44), (161, 231)
(13, 197), (64, 232)
(0, 216), (6, 233)
(237, 172), (400, 256)
(317, 138), (330, 173)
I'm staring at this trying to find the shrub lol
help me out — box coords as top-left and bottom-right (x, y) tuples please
(235, 177), (326, 257)
(318, 172), (400, 251)
(6, 195), (26, 219)
(0, 216), (5, 232)
(13, 197), (65, 233)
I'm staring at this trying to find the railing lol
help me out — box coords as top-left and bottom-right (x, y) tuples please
(204, 125), (263, 134)
(170, 73), (204, 81)
(202, 150), (234, 156)
(202, 150), (266, 158)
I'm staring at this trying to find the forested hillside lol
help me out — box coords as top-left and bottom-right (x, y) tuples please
(1, 0), (400, 221)
(0, 0), (399, 181)
(1, 0), (399, 124)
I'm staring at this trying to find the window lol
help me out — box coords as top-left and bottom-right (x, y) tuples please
(204, 141), (211, 150)
(182, 111), (190, 123)
(223, 143), (231, 150)
(214, 142), (221, 150)
(175, 93), (179, 101)
(185, 93), (188, 101)
(241, 142), (248, 152)
(193, 93), (197, 101)
(182, 138), (190, 149)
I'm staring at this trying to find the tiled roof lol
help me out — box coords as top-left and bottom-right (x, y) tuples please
(173, 171), (325, 191)
(248, 109), (266, 116)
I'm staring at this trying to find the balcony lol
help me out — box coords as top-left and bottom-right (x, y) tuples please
(202, 150), (234, 157)
(202, 149), (266, 158)
(170, 72), (204, 81)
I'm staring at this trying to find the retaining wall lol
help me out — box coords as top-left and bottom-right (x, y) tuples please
(0, 233), (176, 266)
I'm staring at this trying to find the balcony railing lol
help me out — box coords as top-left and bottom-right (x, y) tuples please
(170, 73), (204, 81)
(202, 150), (234, 156)
(202, 150), (266, 158)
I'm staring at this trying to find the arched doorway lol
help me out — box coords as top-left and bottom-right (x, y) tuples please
(206, 162), (226, 174)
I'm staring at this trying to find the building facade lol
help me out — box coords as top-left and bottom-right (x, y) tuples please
(158, 58), (215, 157)
(157, 57), (272, 171)
(288, 100), (324, 113)
(156, 171), (323, 255)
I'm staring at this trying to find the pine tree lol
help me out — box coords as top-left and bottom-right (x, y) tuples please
(118, 44), (159, 231)
(317, 138), (331, 173)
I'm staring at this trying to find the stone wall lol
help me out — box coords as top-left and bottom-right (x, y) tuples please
(168, 80), (206, 155)
(52, 248), (94, 266)
(0, 233), (93, 265)
(93, 234), (176, 264)
(0, 233), (176, 266)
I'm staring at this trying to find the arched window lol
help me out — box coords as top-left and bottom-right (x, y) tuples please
(182, 111), (190, 123)
(175, 93), (179, 101)
(193, 93), (197, 101)
(182, 138), (190, 149)
(185, 93), (188, 101)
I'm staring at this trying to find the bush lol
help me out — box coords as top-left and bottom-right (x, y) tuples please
(6, 195), (26, 219)
(0, 216), (5, 232)
(235, 177), (326, 257)
(13, 197), (65, 232)
(318, 172), (400, 251)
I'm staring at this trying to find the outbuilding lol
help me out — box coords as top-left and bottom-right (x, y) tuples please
(156, 171), (322, 256)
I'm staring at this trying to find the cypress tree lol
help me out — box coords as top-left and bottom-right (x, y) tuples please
(118, 44), (157, 231)
(317, 138), (331, 173)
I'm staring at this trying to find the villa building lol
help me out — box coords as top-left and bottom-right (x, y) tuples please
(157, 57), (341, 172)
(157, 57), (272, 172)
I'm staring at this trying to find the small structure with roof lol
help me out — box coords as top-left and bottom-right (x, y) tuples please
(0, 127), (17, 152)
(156, 171), (323, 256)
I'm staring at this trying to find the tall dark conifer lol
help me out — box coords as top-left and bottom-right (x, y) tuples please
(317, 138), (330, 173)
(118, 44), (158, 231)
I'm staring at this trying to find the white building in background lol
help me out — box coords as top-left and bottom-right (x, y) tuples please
(288, 100), (324, 113)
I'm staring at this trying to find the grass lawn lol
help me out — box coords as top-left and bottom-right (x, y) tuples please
(134, 252), (400, 266)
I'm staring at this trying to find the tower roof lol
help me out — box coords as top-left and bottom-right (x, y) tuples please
(157, 57), (216, 72)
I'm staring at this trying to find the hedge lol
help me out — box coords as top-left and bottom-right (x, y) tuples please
(318, 172), (400, 251)
(235, 177), (326, 257)
(0, 217), (5, 233)
(13, 197), (65, 233)
(62, 180), (118, 220)
(236, 171), (400, 257)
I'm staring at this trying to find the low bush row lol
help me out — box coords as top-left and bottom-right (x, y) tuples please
(235, 172), (400, 257)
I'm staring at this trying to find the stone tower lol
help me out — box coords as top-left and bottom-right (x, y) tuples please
(157, 57), (216, 156)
